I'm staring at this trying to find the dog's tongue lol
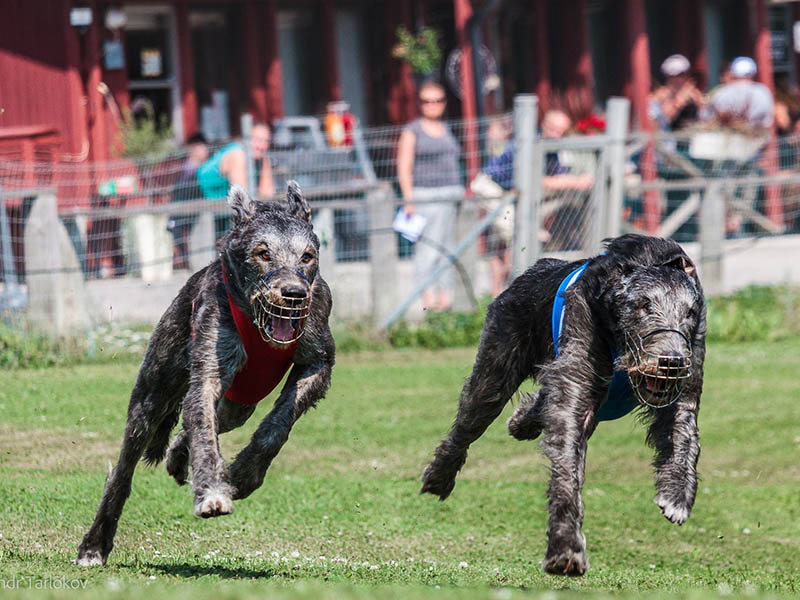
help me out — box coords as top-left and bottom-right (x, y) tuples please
(645, 376), (665, 393)
(271, 316), (295, 342)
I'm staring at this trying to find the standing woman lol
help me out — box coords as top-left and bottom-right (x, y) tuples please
(397, 81), (463, 311)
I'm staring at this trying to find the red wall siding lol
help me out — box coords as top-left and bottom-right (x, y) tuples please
(0, 0), (83, 155)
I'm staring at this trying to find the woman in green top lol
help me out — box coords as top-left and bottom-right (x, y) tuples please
(197, 123), (275, 198)
(197, 123), (275, 237)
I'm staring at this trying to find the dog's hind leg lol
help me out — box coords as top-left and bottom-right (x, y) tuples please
(420, 320), (529, 501)
(75, 384), (168, 566)
(166, 399), (255, 486)
(142, 401), (182, 466)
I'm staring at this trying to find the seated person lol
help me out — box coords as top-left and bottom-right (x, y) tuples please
(477, 110), (594, 255)
(708, 57), (774, 131)
(648, 54), (704, 132)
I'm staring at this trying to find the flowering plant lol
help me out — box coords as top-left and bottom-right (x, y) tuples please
(576, 114), (606, 135)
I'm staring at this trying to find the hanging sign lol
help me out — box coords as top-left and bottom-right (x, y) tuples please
(103, 40), (124, 70)
(69, 7), (93, 27)
(141, 49), (163, 78)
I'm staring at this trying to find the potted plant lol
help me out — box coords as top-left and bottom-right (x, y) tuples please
(393, 26), (442, 86)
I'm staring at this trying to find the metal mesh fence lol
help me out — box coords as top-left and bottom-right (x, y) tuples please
(622, 129), (800, 243)
(539, 141), (601, 253)
(2, 102), (800, 333)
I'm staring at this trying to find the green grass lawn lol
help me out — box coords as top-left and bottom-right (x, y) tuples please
(0, 340), (799, 599)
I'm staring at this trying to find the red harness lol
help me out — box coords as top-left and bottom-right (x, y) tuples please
(217, 264), (298, 406)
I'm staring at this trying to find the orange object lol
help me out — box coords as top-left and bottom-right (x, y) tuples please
(325, 101), (355, 147)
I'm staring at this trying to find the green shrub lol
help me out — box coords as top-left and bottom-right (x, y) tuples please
(378, 286), (800, 351)
(331, 323), (390, 353)
(0, 322), (63, 369)
(707, 285), (799, 342)
(388, 298), (489, 349)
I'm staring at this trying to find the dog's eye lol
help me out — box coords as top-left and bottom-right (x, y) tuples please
(301, 253), (314, 264)
(257, 250), (270, 261)
(637, 298), (652, 315)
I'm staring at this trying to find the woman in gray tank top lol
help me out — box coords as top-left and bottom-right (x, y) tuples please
(397, 81), (464, 311)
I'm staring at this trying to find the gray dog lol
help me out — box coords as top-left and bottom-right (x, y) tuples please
(421, 235), (705, 576)
(75, 183), (335, 567)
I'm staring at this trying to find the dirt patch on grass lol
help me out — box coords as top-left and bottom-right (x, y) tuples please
(0, 426), (120, 472)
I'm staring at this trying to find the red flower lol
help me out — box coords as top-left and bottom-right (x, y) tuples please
(576, 114), (606, 135)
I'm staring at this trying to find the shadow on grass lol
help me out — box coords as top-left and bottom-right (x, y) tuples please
(131, 562), (281, 580)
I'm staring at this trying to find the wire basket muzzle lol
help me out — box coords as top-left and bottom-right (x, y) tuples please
(252, 280), (311, 345)
(625, 329), (692, 408)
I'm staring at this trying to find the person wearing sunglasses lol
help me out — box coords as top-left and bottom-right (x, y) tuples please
(397, 80), (464, 312)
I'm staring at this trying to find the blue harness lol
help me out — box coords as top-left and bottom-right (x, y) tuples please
(552, 261), (638, 421)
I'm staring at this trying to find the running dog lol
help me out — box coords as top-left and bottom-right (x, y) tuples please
(421, 235), (706, 576)
(76, 183), (335, 566)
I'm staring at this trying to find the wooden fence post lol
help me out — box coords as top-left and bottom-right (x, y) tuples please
(605, 97), (631, 240)
(511, 94), (539, 276)
(368, 183), (398, 327)
(700, 181), (725, 296)
(24, 192), (91, 336)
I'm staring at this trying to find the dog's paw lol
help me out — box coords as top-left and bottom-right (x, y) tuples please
(228, 459), (266, 500)
(507, 392), (545, 441)
(73, 548), (106, 567)
(165, 437), (190, 486)
(655, 494), (691, 525)
(194, 489), (234, 518)
(507, 408), (544, 441)
(419, 462), (456, 500)
(543, 548), (589, 577)
(166, 454), (189, 486)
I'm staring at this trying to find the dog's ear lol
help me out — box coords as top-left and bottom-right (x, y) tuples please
(228, 184), (256, 223)
(286, 180), (311, 223)
(663, 253), (697, 280)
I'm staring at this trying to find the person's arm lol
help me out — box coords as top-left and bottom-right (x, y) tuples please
(543, 173), (594, 192)
(258, 158), (275, 199)
(685, 82), (705, 109)
(219, 148), (248, 189)
(397, 129), (416, 216)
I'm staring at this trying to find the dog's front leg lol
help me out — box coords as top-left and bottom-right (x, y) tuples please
(228, 359), (332, 499)
(184, 375), (234, 517)
(648, 398), (700, 525)
(540, 380), (596, 577)
(183, 313), (237, 518)
(648, 323), (704, 526)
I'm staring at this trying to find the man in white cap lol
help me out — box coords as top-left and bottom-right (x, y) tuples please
(709, 56), (774, 130)
(648, 54), (704, 131)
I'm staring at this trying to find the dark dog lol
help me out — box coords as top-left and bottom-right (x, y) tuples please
(75, 183), (335, 566)
(420, 235), (706, 576)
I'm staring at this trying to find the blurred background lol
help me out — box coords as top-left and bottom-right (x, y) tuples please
(1, 0), (799, 354)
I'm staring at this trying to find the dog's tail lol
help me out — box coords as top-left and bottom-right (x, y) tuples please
(142, 407), (181, 466)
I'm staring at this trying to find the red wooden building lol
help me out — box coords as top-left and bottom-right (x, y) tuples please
(0, 0), (797, 161)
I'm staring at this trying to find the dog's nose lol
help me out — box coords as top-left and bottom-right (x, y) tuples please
(281, 286), (307, 299)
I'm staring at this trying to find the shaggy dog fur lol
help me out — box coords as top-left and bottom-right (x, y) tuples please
(76, 183), (335, 566)
(420, 235), (706, 576)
